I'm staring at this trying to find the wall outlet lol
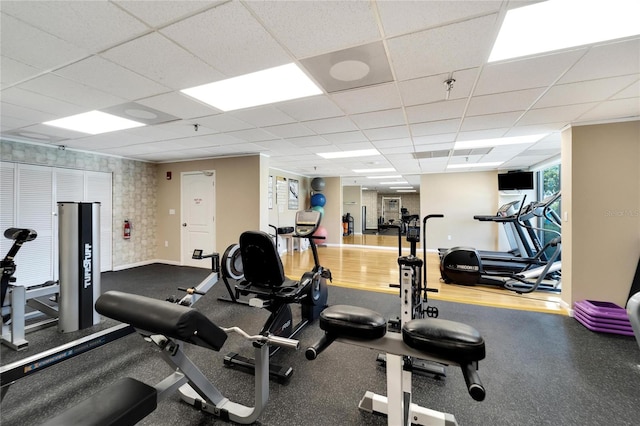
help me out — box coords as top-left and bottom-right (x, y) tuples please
(164, 241), (168, 247)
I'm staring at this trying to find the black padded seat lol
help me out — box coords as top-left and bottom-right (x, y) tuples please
(319, 305), (387, 340)
(237, 231), (309, 301)
(96, 291), (228, 351)
(402, 318), (485, 364)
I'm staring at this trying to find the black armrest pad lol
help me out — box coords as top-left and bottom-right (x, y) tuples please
(96, 291), (227, 351)
(41, 378), (157, 426)
(402, 318), (485, 364)
(319, 305), (387, 339)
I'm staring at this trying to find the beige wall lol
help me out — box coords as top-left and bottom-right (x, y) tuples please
(322, 176), (342, 244)
(156, 155), (263, 262)
(561, 120), (640, 308)
(420, 171), (500, 250)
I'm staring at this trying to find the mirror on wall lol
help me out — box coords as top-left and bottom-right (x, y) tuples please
(342, 188), (420, 248)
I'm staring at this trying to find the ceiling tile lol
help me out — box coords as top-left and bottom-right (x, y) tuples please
(160, 2), (291, 76)
(387, 14), (498, 81)
(405, 99), (467, 124)
(460, 112), (522, 131)
(321, 131), (369, 144)
(534, 75), (639, 108)
(231, 106), (296, 127)
(467, 88), (546, 116)
(264, 123), (315, 139)
(398, 68), (479, 106)
(276, 96), (344, 121)
(303, 116), (358, 134)
(1, 87), (84, 117)
(577, 98), (640, 122)
(474, 49), (587, 95)
(612, 79), (640, 100)
(410, 119), (460, 136)
(351, 108), (406, 130)
(1, 1), (148, 51)
(559, 38), (640, 84)
(288, 135), (332, 147)
(101, 32), (224, 90)
(519, 103), (599, 126)
(114, 1), (219, 28)
(136, 92), (218, 119)
(54, 56), (170, 100)
(17, 73), (126, 110)
(330, 83), (402, 114)
(245, 1), (380, 58)
(1, 56), (41, 88)
(377, 0), (502, 37)
(195, 114), (253, 133)
(363, 126), (410, 141)
(226, 128), (278, 143)
(0, 14), (88, 70)
(456, 128), (510, 141)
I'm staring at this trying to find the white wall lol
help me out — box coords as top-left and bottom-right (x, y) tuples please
(420, 171), (500, 251)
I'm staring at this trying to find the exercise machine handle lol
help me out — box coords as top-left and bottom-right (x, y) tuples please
(222, 326), (300, 350)
(265, 334), (301, 350)
(461, 362), (486, 401)
(305, 333), (336, 360)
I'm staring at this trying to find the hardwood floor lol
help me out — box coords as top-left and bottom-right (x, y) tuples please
(280, 235), (567, 315)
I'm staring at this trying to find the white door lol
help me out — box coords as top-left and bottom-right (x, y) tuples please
(181, 171), (215, 268)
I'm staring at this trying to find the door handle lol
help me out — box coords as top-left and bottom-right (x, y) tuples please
(182, 223), (187, 227)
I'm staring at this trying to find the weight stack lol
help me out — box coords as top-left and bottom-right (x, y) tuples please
(58, 202), (101, 333)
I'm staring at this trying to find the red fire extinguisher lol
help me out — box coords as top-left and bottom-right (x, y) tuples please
(123, 220), (131, 239)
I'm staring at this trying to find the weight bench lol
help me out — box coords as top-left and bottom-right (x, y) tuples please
(306, 305), (486, 426)
(43, 291), (298, 426)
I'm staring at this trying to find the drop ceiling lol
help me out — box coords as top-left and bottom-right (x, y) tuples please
(1, 1), (638, 191)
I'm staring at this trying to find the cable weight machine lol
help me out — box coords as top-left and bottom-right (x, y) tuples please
(378, 214), (446, 378)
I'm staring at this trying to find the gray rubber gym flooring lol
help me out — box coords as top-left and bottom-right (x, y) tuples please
(1, 263), (639, 425)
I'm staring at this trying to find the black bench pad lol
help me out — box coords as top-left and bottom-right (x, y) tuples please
(403, 318), (485, 364)
(319, 305), (387, 339)
(96, 291), (228, 351)
(41, 377), (156, 426)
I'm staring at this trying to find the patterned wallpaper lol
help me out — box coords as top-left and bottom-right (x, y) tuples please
(0, 140), (158, 268)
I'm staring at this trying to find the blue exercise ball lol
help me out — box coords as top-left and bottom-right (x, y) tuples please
(311, 193), (326, 207)
(311, 177), (326, 192)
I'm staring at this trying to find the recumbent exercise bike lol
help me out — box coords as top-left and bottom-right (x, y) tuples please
(224, 209), (330, 382)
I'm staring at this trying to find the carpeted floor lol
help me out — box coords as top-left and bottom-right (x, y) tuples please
(1, 263), (639, 425)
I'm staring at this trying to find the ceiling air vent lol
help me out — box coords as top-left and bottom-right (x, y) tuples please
(452, 147), (493, 156)
(412, 149), (451, 159)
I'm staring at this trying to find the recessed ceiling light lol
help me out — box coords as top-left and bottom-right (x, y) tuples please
(43, 111), (145, 134)
(390, 186), (413, 189)
(454, 134), (547, 150)
(447, 162), (503, 169)
(367, 175), (402, 179)
(397, 189), (417, 193)
(317, 149), (380, 159)
(380, 181), (408, 185)
(181, 63), (322, 111)
(490, 0), (640, 62)
(353, 168), (395, 173)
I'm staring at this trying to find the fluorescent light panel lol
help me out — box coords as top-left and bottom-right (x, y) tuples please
(390, 186), (413, 189)
(380, 181), (408, 185)
(353, 168), (395, 173)
(317, 149), (380, 159)
(43, 111), (145, 134)
(454, 134), (547, 150)
(397, 190), (417, 193)
(490, 0), (640, 62)
(181, 63), (322, 111)
(447, 162), (503, 169)
(367, 175), (402, 179)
